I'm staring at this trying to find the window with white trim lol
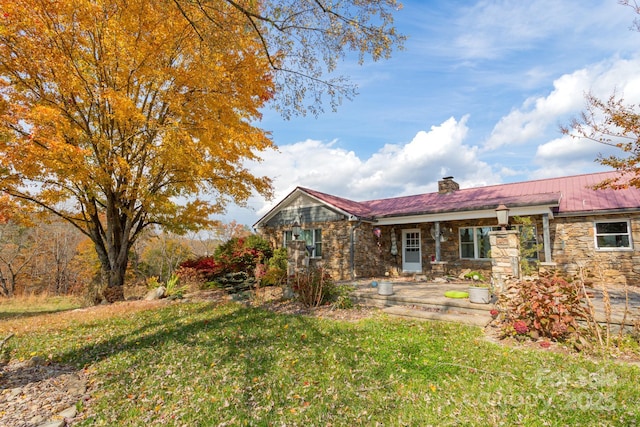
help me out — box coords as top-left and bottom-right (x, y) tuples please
(594, 220), (632, 250)
(284, 229), (323, 258)
(459, 226), (497, 259)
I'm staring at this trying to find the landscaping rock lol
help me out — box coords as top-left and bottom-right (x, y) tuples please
(0, 361), (88, 427)
(144, 286), (166, 300)
(25, 355), (46, 367)
(58, 405), (78, 419)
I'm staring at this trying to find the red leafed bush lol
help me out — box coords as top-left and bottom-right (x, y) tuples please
(513, 320), (529, 335)
(180, 257), (224, 281)
(179, 234), (274, 284)
(212, 235), (272, 275)
(499, 273), (588, 341)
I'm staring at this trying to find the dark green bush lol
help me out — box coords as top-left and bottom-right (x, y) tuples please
(258, 248), (287, 286)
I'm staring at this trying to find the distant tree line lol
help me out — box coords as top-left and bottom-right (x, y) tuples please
(0, 214), (251, 298)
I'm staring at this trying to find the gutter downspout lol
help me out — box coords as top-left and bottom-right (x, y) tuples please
(350, 219), (363, 280)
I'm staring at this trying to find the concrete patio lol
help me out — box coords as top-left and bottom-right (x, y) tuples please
(349, 278), (640, 328)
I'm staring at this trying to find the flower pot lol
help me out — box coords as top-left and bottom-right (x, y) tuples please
(378, 281), (393, 296)
(468, 286), (490, 304)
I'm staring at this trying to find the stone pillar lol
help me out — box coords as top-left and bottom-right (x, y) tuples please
(285, 240), (307, 299)
(430, 261), (448, 276)
(489, 229), (520, 293)
(287, 240), (307, 277)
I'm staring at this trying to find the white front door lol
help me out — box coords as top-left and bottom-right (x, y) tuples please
(402, 229), (422, 272)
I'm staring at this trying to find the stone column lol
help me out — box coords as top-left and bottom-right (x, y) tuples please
(285, 240), (307, 298)
(287, 240), (307, 276)
(489, 229), (520, 293)
(430, 261), (448, 276)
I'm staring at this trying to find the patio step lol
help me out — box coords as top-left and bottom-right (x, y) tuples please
(352, 289), (494, 326)
(382, 305), (492, 327)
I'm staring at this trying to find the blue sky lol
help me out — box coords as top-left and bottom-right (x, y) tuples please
(218, 0), (640, 227)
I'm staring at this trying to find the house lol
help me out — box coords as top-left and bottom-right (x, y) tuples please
(253, 171), (640, 286)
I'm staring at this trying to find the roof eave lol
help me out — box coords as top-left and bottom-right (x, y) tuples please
(253, 187), (369, 229)
(555, 207), (640, 217)
(253, 187), (306, 229)
(374, 204), (559, 226)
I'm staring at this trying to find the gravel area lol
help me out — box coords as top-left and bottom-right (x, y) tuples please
(0, 358), (89, 427)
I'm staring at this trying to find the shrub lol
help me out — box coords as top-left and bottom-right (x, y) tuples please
(497, 273), (588, 341)
(164, 274), (187, 298)
(268, 247), (287, 271)
(175, 266), (206, 290)
(179, 234), (279, 292)
(260, 248), (287, 286)
(332, 284), (355, 309)
(291, 266), (338, 308)
(179, 257), (224, 282)
(212, 234), (273, 275)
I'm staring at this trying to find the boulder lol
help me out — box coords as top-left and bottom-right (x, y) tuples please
(144, 286), (166, 300)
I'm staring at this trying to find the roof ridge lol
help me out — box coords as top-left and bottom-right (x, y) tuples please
(361, 170), (620, 204)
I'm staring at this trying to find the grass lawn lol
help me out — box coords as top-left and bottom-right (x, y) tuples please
(1, 298), (639, 426)
(0, 294), (83, 321)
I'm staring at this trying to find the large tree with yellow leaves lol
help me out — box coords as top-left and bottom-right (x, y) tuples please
(0, 0), (403, 301)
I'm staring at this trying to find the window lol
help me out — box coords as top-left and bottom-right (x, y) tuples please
(284, 228), (323, 257)
(595, 220), (632, 250)
(459, 226), (497, 259)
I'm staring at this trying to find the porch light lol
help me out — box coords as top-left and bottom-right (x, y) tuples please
(496, 204), (510, 230)
(292, 216), (302, 240)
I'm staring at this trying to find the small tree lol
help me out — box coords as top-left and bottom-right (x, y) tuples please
(140, 234), (193, 283)
(563, 94), (640, 189)
(0, 221), (41, 297)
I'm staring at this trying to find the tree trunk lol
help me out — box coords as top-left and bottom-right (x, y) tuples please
(0, 272), (11, 298)
(99, 248), (129, 303)
(93, 226), (131, 304)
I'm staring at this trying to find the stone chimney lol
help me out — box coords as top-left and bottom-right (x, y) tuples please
(438, 176), (459, 194)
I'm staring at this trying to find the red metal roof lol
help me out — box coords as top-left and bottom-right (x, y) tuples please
(300, 187), (373, 218)
(299, 171), (640, 219)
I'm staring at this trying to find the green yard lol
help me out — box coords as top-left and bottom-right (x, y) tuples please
(1, 298), (639, 426)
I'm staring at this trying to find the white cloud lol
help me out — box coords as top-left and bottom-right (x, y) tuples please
(531, 135), (609, 178)
(237, 116), (498, 225)
(484, 56), (640, 151)
(484, 69), (590, 150)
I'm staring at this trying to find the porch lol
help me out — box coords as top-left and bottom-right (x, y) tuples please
(349, 278), (640, 329)
(351, 279), (495, 326)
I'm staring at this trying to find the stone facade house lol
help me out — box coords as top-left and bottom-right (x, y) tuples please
(253, 171), (640, 286)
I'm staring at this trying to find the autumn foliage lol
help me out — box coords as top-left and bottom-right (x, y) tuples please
(180, 234), (272, 282)
(0, 0), (403, 301)
(0, 0), (275, 299)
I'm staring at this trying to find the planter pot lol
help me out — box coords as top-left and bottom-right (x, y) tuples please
(468, 286), (490, 304)
(378, 281), (394, 296)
